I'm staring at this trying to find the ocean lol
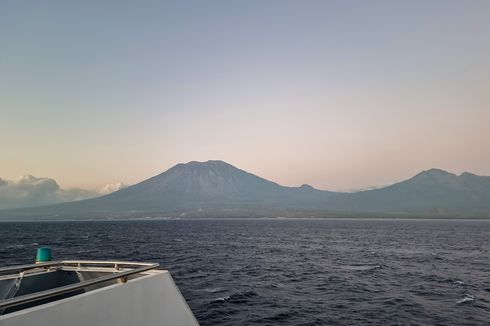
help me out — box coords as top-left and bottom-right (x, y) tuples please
(0, 218), (489, 325)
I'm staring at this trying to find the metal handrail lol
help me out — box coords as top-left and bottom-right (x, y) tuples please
(0, 261), (156, 276)
(62, 260), (157, 268)
(0, 261), (62, 275)
(0, 261), (159, 310)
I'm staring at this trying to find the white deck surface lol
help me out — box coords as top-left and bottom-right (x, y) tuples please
(0, 270), (199, 326)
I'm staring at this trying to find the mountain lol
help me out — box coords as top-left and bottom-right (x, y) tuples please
(81, 160), (334, 210)
(330, 168), (490, 216)
(0, 161), (335, 219)
(1, 162), (489, 220)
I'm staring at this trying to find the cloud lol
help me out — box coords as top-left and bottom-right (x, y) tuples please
(58, 188), (100, 202)
(0, 175), (62, 209)
(343, 185), (384, 193)
(99, 182), (128, 195)
(0, 175), (128, 210)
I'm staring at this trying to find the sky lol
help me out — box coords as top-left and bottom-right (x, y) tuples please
(1, 0), (490, 192)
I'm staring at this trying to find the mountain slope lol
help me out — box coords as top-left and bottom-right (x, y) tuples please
(1, 162), (489, 219)
(334, 169), (490, 215)
(1, 161), (334, 218)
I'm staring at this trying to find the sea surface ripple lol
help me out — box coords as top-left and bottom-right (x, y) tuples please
(0, 218), (489, 325)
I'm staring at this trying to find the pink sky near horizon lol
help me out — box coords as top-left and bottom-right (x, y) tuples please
(1, 1), (490, 191)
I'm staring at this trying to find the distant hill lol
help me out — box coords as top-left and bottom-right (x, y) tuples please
(327, 169), (490, 216)
(1, 161), (489, 220)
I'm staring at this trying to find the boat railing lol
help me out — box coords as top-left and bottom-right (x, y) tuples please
(0, 261), (159, 311)
(0, 261), (61, 275)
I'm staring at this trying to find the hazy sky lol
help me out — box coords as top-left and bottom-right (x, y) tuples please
(1, 0), (489, 191)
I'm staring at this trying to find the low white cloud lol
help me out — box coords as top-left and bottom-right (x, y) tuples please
(59, 188), (100, 202)
(343, 185), (383, 193)
(0, 175), (129, 210)
(99, 182), (128, 195)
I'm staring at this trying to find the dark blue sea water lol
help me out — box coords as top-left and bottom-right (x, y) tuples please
(0, 218), (489, 325)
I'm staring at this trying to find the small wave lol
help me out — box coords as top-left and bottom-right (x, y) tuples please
(457, 295), (474, 304)
(452, 280), (465, 285)
(203, 287), (226, 293)
(225, 290), (260, 304)
(262, 311), (293, 321)
(6, 244), (26, 249)
(340, 264), (382, 271)
(210, 295), (230, 303)
(209, 290), (259, 304)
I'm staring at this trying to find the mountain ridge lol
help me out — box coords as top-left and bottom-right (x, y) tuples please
(1, 160), (489, 219)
